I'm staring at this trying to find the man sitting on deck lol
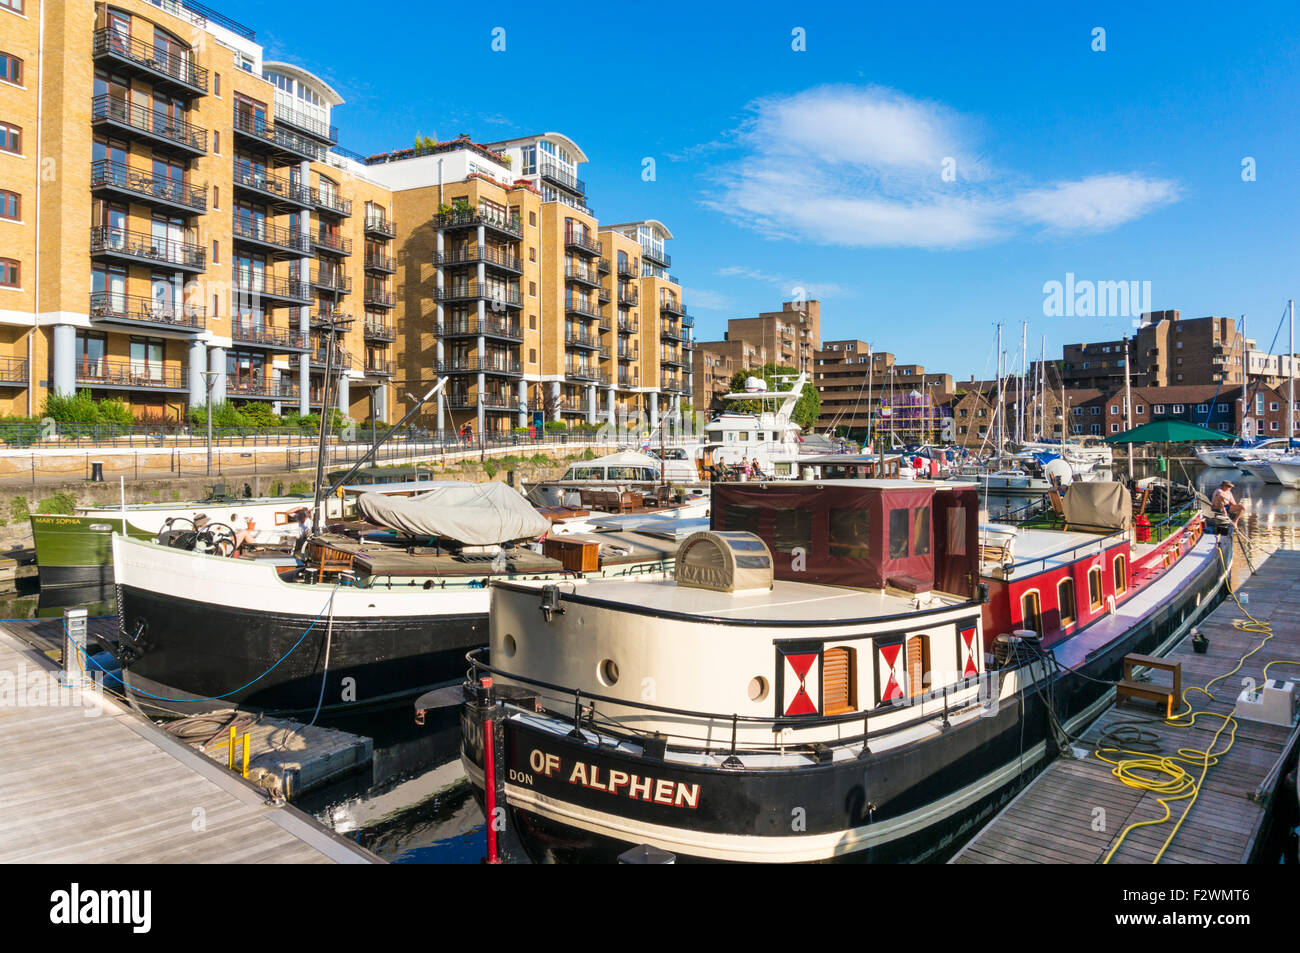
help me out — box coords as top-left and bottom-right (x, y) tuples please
(1211, 480), (1244, 528)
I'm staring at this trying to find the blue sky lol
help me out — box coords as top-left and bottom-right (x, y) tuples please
(222, 0), (1300, 379)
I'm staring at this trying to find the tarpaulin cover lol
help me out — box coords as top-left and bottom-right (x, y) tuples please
(711, 482), (973, 593)
(1062, 481), (1132, 533)
(356, 482), (551, 544)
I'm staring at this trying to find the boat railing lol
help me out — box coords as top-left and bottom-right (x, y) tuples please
(1003, 528), (1129, 574)
(465, 647), (1035, 756)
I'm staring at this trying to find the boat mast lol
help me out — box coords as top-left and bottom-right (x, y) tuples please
(1290, 299), (1295, 449)
(1040, 333), (1047, 441)
(1123, 333), (1134, 480)
(310, 321), (338, 535)
(1019, 320), (1027, 445)
(995, 322), (1003, 466)
(1241, 314), (1248, 441)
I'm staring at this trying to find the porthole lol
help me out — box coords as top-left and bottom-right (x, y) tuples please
(748, 676), (769, 702)
(502, 634), (517, 658)
(597, 658), (619, 686)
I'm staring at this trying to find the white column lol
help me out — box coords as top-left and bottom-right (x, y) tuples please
(550, 380), (561, 422)
(606, 386), (616, 427)
(207, 346), (226, 405)
(337, 373), (350, 415)
(587, 383), (597, 424)
(298, 349), (310, 416)
(374, 382), (388, 423)
(52, 324), (76, 397)
(649, 391), (660, 430)
(518, 379), (528, 429)
(435, 228), (446, 433)
(188, 340), (206, 408)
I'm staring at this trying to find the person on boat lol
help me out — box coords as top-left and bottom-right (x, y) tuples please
(1211, 480), (1244, 527)
(230, 512), (256, 555)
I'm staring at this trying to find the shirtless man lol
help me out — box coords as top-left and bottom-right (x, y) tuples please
(1211, 480), (1244, 527)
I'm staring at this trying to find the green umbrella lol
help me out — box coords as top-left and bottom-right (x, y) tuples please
(1103, 417), (1236, 444)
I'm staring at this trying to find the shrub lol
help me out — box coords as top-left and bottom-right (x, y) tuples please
(188, 401), (248, 429)
(543, 420), (567, 433)
(581, 448), (596, 460)
(9, 496), (29, 521)
(482, 460), (498, 479)
(95, 397), (134, 424)
(43, 390), (101, 424)
(288, 481), (312, 495)
(235, 401), (279, 427)
(36, 492), (76, 515)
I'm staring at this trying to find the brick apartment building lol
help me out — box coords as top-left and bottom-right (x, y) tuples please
(691, 300), (819, 411)
(814, 340), (952, 436)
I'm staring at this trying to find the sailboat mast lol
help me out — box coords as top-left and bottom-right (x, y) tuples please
(996, 323), (1003, 466)
(1124, 334), (1134, 480)
(1020, 320), (1027, 445)
(1290, 299), (1295, 447)
(1241, 314), (1248, 440)
(1040, 333), (1046, 441)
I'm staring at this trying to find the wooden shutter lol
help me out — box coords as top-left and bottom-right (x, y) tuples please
(822, 647), (855, 715)
(907, 635), (930, 697)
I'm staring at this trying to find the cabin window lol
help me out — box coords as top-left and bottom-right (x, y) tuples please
(723, 505), (760, 535)
(888, 508), (909, 558)
(1113, 554), (1127, 595)
(906, 635), (930, 697)
(1021, 590), (1043, 635)
(946, 506), (967, 554)
(566, 467), (602, 480)
(822, 647), (856, 715)
(774, 509), (812, 554)
(912, 507), (930, 556)
(1088, 567), (1104, 610)
(1058, 577), (1076, 626)
(828, 508), (871, 558)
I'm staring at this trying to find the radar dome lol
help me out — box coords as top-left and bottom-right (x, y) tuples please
(744, 377), (768, 393)
(1043, 458), (1073, 486)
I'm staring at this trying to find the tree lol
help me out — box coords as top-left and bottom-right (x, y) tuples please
(726, 363), (820, 430)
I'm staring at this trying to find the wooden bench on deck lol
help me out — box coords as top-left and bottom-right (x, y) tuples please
(979, 541), (1011, 565)
(1116, 652), (1182, 716)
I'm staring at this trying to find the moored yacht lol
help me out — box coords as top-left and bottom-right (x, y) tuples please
(460, 477), (1228, 863)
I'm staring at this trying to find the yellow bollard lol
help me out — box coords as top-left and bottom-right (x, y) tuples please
(241, 732), (251, 779)
(228, 725), (236, 770)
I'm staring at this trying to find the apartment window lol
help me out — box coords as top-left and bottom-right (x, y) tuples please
(1176, 340), (1183, 348)
(0, 122), (20, 154)
(529, 246), (536, 262)
(0, 189), (17, 220)
(1256, 394), (1265, 414)
(528, 281), (536, 296)
(1271, 421), (1280, 431)
(1090, 424), (1100, 435)
(0, 1), (23, 13)
(1172, 404), (1184, 413)
(528, 315), (536, 330)
(1089, 406), (1100, 415)
(213, 185), (219, 210)
(1135, 405), (1144, 414)
(1110, 405), (1118, 414)
(1217, 403), (1229, 413)
(1270, 401), (1279, 412)
(528, 348), (536, 363)
(0, 258), (17, 287)
(214, 72), (221, 96)
(528, 211), (536, 226)
(212, 240), (219, 264)
(1110, 423), (1119, 433)
(1154, 404), (1165, 414)
(0, 53), (20, 85)
(213, 131), (220, 154)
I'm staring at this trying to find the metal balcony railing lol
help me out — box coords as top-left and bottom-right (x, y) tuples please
(232, 322), (308, 350)
(90, 226), (206, 270)
(75, 359), (188, 390)
(363, 321), (397, 342)
(90, 158), (206, 212)
(434, 209), (523, 238)
(565, 230), (601, 255)
(0, 356), (29, 383)
(539, 160), (586, 195)
(232, 271), (312, 303)
(233, 109), (325, 161)
(364, 212), (396, 238)
(232, 218), (312, 255)
(437, 317), (523, 340)
(93, 28), (209, 93)
(435, 246), (522, 272)
(89, 291), (205, 331)
(233, 165), (312, 206)
(315, 230), (353, 255)
(92, 94), (207, 153)
(364, 250), (396, 272)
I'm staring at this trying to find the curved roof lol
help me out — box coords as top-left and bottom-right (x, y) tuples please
(261, 61), (344, 107)
(538, 132), (588, 163)
(603, 219), (675, 240)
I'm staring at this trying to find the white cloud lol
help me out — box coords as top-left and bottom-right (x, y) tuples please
(682, 288), (735, 312)
(700, 85), (1179, 249)
(715, 266), (850, 300)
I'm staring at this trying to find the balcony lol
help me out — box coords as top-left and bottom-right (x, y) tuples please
(314, 230), (353, 256)
(273, 102), (337, 144)
(228, 377), (301, 401)
(232, 218), (311, 258)
(617, 375), (638, 390)
(352, 286), (391, 311)
(232, 271), (313, 305)
(233, 165), (313, 209)
(661, 322), (687, 342)
(89, 292), (205, 333)
(661, 375), (686, 393)
(364, 250), (396, 273)
(0, 356), (28, 385)
(437, 317), (522, 341)
(90, 226), (206, 274)
(617, 347), (639, 362)
(363, 320), (397, 342)
(618, 317), (639, 334)
(660, 296), (684, 316)
(597, 258), (611, 274)
(565, 266), (603, 288)
(434, 245), (522, 274)
(75, 359), (188, 392)
(643, 246), (670, 268)
(436, 283), (522, 309)
(619, 288), (639, 307)
(661, 350), (687, 367)
(365, 360), (394, 378)
(90, 159), (206, 215)
(434, 209), (523, 239)
(438, 356), (523, 377)
(539, 160), (585, 196)
(565, 231), (602, 256)
(565, 294), (602, 320)
(617, 260), (638, 278)
(445, 393), (518, 412)
(233, 109), (324, 162)
(92, 95), (207, 157)
(232, 321), (308, 351)
(565, 331), (602, 351)
(364, 212), (397, 239)
(92, 29), (208, 97)
(312, 187), (352, 217)
(566, 362), (601, 382)
(311, 270), (352, 294)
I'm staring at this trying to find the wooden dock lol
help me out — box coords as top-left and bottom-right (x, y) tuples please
(952, 549), (1300, 865)
(0, 627), (380, 863)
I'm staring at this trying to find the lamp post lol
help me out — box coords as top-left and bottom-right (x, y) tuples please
(200, 370), (218, 476)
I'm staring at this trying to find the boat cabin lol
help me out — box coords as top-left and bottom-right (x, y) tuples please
(710, 480), (980, 599)
(558, 450), (661, 483)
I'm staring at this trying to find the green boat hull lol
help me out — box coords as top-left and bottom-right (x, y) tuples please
(30, 514), (156, 592)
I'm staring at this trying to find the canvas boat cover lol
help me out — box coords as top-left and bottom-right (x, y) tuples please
(1062, 481), (1132, 533)
(356, 482), (551, 544)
